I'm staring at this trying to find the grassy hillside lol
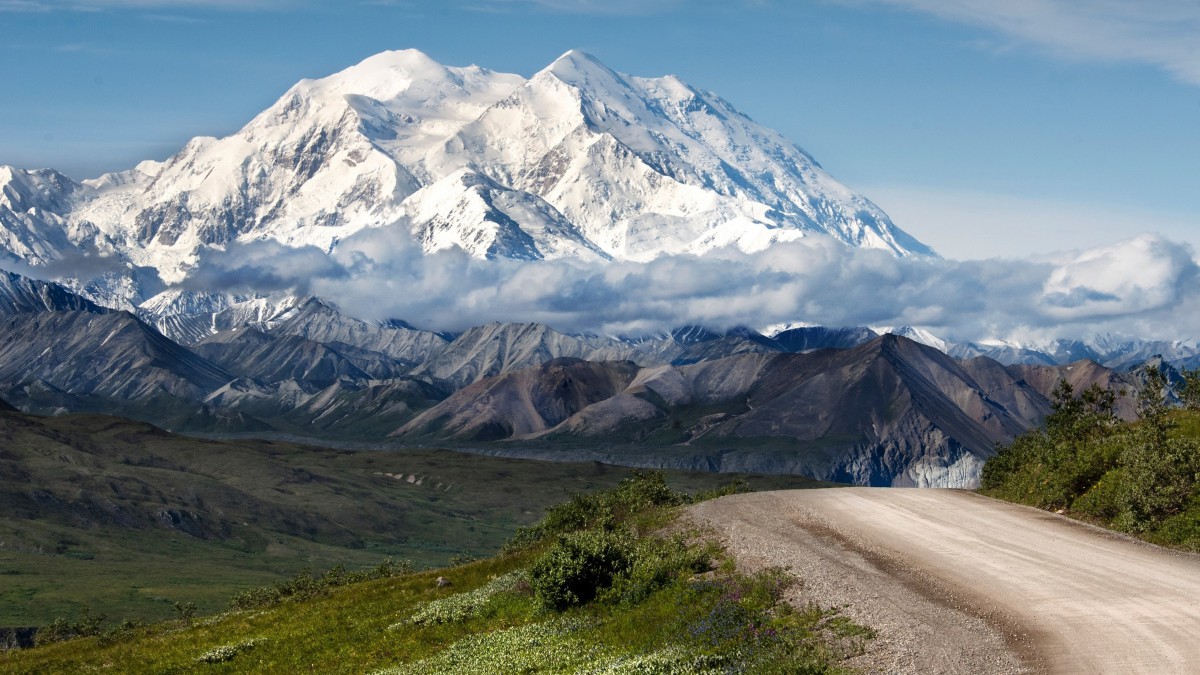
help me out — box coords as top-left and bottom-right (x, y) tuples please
(1, 474), (869, 674)
(0, 410), (828, 627)
(980, 377), (1200, 550)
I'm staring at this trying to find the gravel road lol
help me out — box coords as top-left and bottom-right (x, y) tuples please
(687, 488), (1200, 674)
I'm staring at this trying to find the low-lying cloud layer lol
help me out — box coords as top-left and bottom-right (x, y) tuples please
(187, 224), (1200, 343)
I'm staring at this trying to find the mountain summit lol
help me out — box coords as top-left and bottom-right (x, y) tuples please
(0, 49), (933, 308)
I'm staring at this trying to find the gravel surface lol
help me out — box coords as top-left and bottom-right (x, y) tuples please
(687, 488), (1200, 674)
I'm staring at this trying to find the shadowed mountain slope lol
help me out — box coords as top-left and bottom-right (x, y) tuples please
(192, 326), (371, 387)
(397, 335), (1071, 487)
(0, 310), (231, 402)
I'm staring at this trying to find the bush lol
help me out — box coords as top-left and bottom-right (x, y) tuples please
(1072, 468), (1126, 520)
(97, 618), (144, 646)
(1180, 367), (1200, 411)
(530, 529), (633, 611)
(1120, 437), (1200, 530)
(981, 379), (1121, 507)
(502, 471), (693, 555)
(229, 558), (413, 610)
(982, 373), (1200, 546)
(607, 471), (687, 513)
(693, 478), (751, 502)
(602, 535), (713, 606)
(34, 605), (105, 646)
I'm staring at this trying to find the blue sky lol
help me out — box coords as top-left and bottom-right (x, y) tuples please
(1, 0), (1197, 259)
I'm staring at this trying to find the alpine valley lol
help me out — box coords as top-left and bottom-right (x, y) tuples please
(0, 50), (1189, 489)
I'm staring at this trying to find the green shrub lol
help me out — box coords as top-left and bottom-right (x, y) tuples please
(230, 558), (413, 610)
(34, 605), (106, 646)
(602, 535), (714, 606)
(983, 375), (1200, 547)
(173, 601), (196, 626)
(693, 478), (751, 502)
(502, 471), (693, 555)
(1072, 467), (1126, 520)
(96, 618), (145, 646)
(1120, 437), (1200, 530)
(1181, 367), (1200, 411)
(530, 529), (633, 611)
(608, 471), (687, 513)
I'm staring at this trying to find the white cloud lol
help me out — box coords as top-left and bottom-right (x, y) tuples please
(1040, 234), (1195, 319)
(181, 226), (1200, 343)
(844, 0), (1200, 86)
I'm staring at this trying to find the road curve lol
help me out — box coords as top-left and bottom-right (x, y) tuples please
(688, 488), (1200, 674)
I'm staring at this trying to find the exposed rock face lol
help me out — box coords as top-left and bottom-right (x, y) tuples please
(410, 322), (640, 388)
(401, 357), (640, 440)
(771, 325), (878, 353)
(397, 335), (1068, 487)
(265, 297), (449, 371)
(192, 327), (371, 387)
(1007, 360), (1140, 420)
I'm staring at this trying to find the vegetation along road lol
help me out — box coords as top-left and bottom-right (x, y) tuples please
(689, 488), (1200, 674)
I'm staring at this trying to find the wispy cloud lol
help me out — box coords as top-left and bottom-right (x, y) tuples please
(1, 0), (297, 11)
(53, 42), (116, 55)
(0, 0), (47, 9)
(456, 0), (686, 15)
(844, 0), (1200, 86)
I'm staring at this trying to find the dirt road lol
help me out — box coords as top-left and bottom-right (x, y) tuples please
(688, 488), (1200, 674)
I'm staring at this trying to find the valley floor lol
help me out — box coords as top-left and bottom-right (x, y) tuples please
(689, 488), (1200, 674)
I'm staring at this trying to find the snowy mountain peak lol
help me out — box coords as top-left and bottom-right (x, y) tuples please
(544, 49), (625, 88)
(1, 48), (934, 311)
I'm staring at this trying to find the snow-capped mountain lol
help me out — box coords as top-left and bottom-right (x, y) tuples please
(0, 167), (98, 266)
(0, 48), (932, 312)
(0, 269), (109, 314)
(882, 325), (1200, 370)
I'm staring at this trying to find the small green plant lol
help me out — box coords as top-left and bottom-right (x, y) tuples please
(33, 605), (106, 646)
(530, 528), (634, 611)
(229, 558), (413, 610)
(195, 637), (267, 664)
(375, 618), (600, 675)
(96, 618), (145, 646)
(173, 601), (196, 626)
(401, 571), (528, 627)
(1180, 367), (1200, 411)
(1119, 436), (1200, 530)
(502, 471), (710, 555)
(602, 534), (714, 606)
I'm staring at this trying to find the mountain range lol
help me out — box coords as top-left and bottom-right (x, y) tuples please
(0, 50), (1189, 488)
(0, 268), (1165, 487)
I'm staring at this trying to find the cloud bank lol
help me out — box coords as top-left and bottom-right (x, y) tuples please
(186, 224), (1200, 343)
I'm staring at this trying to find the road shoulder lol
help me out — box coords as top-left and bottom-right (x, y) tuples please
(687, 491), (1036, 674)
